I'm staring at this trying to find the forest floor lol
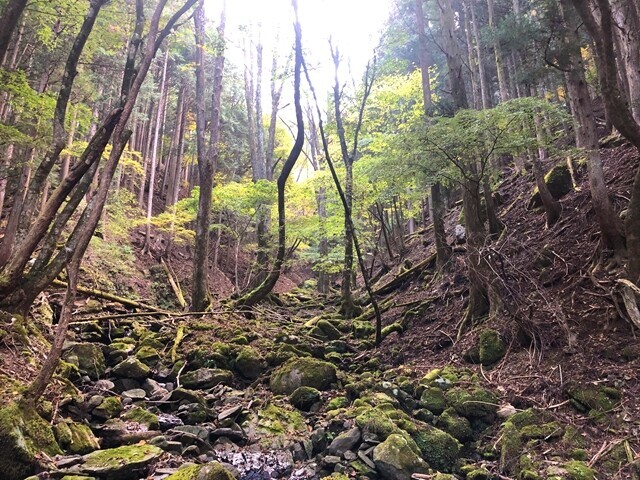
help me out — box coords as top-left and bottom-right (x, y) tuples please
(1, 142), (640, 480)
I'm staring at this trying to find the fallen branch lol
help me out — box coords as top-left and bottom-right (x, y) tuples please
(52, 279), (167, 313)
(372, 252), (436, 297)
(161, 257), (187, 308)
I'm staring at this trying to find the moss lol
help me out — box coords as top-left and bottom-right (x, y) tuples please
(235, 346), (265, 380)
(445, 387), (498, 421)
(60, 476), (97, 480)
(355, 407), (398, 440)
(438, 408), (473, 442)
(565, 382), (620, 416)
(412, 426), (460, 473)
(67, 422), (99, 454)
(565, 460), (597, 480)
(509, 408), (550, 429)
(56, 360), (81, 381)
(327, 396), (350, 410)
(92, 396), (123, 419)
(500, 421), (522, 476)
(520, 470), (541, 480)
(529, 163), (573, 208)
(269, 357), (337, 395)
(372, 433), (429, 480)
(135, 346), (160, 366)
(466, 468), (492, 480)
(122, 407), (160, 430)
(81, 444), (163, 478)
(54, 421), (73, 448)
(519, 422), (563, 440)
(478, 329), (506, 366)
(257, 403), (306, 436)
(352, 320), (375, 338)
(165, 462), (235, 480)
(419, 386), (446, 414)
(230, 335), (249, 345)
(62, 343), (106, 380)
(0, 401), (62, 480)
(315, 319), (342, 340)
(289, 386), (321, 411)
(570, 449), (588, 461)
(265, 343), (310, 366)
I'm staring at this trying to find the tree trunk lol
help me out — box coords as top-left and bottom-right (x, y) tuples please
(532, 112), (561, 226)
(470, 0), (491, 109)
(0, 0), (28, 66)
(462, 1), (482, 109)
(431, 183), (450, 269)
(487, 0), (510, 102)
(414, 0), (434, 112)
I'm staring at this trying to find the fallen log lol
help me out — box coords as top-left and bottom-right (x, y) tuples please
(371, 252), (437, 297)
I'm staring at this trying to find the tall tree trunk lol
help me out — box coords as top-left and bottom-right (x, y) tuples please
(559, 0), (625, 257)
(192, 0), (226, 311)
(462, 1), (482, 109)
(414, 0), (434, 112)
(487, 0), (510, 102)
(144, 48), (170, 254)
(532, 111), (561, 226)
(610, 0), (640, 122)
(470, 0), (491, 109)
(0, 0), (28, 66)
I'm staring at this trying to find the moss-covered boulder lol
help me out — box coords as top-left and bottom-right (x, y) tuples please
(256, 402), (306, 444)
(92, 396), (123, 420)
(0, 401), (62, 480)
(565, 382), (620, 416)
(234, 347), (265, 380)
(500, 421), (522, 476)
(564, 460), (597, 479)
(111, 357), (150, 380)
(412, 426), (460, 473)
(270, 357), (337, 395)
(438, 408), (473, 443)
(478, 329), (506, 366)
(355, 407), (398, 440)
(181, 368), (233, 389)
(373, 433), (429, 480)
(352, 320), (375, 338)
(75, 444), (163, 480)
(528, 163), (573, 208)
(289, 386), (321, 411)
(164, 462), (235, 480)
(445, 387), (498, 422)
(135, 346), (160, 366)
(56, 421), (99, 455)
(314, 319), (342, 340)
(122, 406), (160, 430)
(327, 396), (350, 410)
(63, 343), (106, 380)
(419, 386), (446, 414)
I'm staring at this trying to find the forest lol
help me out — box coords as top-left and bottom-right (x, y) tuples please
(0, 0), (639, 479)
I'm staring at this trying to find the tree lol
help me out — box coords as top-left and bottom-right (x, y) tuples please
(0, 0), (28, 65)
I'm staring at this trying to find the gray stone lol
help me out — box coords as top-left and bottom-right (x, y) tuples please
(269, 357), (337, 395)
(63, 343), (106, 380)
(327, 427), (361, 456)
(181, 368), (233, 389)
(121, 388), (146, 400)
(373, 434), (429, 480)
(111, 357), (150, 380)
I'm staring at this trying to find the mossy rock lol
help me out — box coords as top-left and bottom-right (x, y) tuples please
(135, 346), (160, 366)
(289, 386), (321, 411)
(234, 347), (265, 380)
(466, 468), (492, 480)
(57, 360), (81, 381)
(528, 163), (573, 208)
(565, 382), (620, 416)
(564, 460), (597, 479)
(256, 403), (306, 436)
(265, 343), (310, 366)
(509, 408), (551, 430)
(314, 319), (342, 340)
(445, 387), (498, 421)
(419, 386), (446, 414)
(77, 444), (163, 480)
(352, 320), (375, 338)
(355, 407), (398, 440)
(122, 407), (160, 430)
(63, 343), (106, 380)
(92, 396), (123, 420)
(66, 422), (100, 454)
(372, 433), (429, 480)
(500, 421), (522, 476)
(520, 421), (563, 440)
(0, 401), (62, 480)
(269, 357), (337, 395)
(164, 462), (235, 480)
(111, 357), (150, 380)
(438, 407), (472, 442)
(181, 368), (233, 389)
(327, 396), (350, 410)
(411, 426), (460, 473)
(478, 329), (506, 366)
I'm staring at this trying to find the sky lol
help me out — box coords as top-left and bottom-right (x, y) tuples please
(206, 0), (394, 100)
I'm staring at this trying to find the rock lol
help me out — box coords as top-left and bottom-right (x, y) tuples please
(289, 386), (321, 411)
(142, 378), (168, 399)
(372, 433), (429, 480)
(181, 368), (233, 389)
(454, 224), (466, 244)
(315, 320), (342, 340)
(564, 460), (597, 479)
(57, 421), (100, 455)
(528, 163), (573, 208)
(121, 388), (146, 400)
(327, 427), (361, 456)
(478, 329), (506, 366)
(0, 401), (62, 480)
(165, 388), (206, 405)
(63, 343), (106, 380)
(419, 386), (446, 414)
(92, 396), (123, 420)
(75, 444), (163, 479)
(60, 475), (97, 480)
(500, 421), (522, 476)
(111, 357), (150, 380)
(122, 407), (160, 430)
(177, 402), (209, 424)
(158, 413), (183, 431)
(164, 462), (235, 480)
(327, 396), (350, 410)
(438, 408), (473, 443)
(135, 346), (160, 366)
(234, 347), (265, 380)
(104, 342), (135, 365)
(565, 382), (620, 416)
(355, 407), (397, 441)
(270, 357), (337, 395)
(445, 387), (498, 421)
(412, 426), (460, 473)
(352, 321), (375, 338)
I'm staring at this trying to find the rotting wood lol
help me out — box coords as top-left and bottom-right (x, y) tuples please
(52, 279), (167, 313)
(372, 251), (436, 297)
(616, 279), (640, 329)
(171, 324), (185, 363)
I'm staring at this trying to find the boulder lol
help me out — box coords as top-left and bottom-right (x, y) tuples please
(269, 357), (337, 395)
(418, 387), (446, 414)
(289, 386), (321, 411)
(55, 421), (99, 455)
(181, 368), (233, 389)
(234, 347), (265, 380)
(74, 444), (163, 480)
(327, 427), (361, 456)
(92, 397), (123, 420)
(528, 163), (573, 209)
(135, 346), (160, 366)
(372, 433), (429, 480)
(63, 343), (106, 380)
(445, 387), (498, 421)
(478, 329), (506, 366)
(165, 462), (235, 480)
(0, 401), (62, 480)
(111, 357), (150, 380)
(412, 426), (460, 473)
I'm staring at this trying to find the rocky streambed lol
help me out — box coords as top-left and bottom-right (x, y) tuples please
(0, 310), (622, 480)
